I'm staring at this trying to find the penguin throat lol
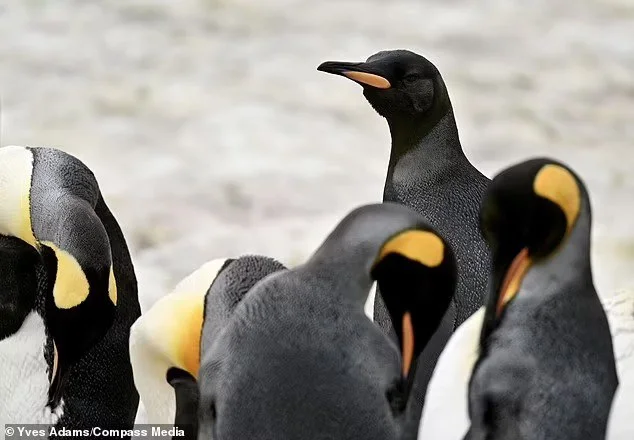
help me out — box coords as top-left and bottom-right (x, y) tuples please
(386, 109), (467, 182)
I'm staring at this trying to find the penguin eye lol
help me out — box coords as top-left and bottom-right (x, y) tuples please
(403, 74), (420, 84)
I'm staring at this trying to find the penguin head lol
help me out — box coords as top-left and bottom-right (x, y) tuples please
(41, 243), (117, 408)
(198, 203), (457, 439)
(130, 256), (285, 432)
(368, 208), (457, 388)
(318, 50), (449, 121)
(129, 258), (232, 425)
(479, 158), (586, 323)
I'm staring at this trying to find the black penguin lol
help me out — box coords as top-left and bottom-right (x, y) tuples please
(197, 203), (457, 440)
(318, 50), (490, 406)
(129, 255), (286, 440)
(0, 145), (140, 431)
(465, 158), (618, 440)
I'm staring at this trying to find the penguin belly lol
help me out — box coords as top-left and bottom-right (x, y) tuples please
(0, 311), (62, 426)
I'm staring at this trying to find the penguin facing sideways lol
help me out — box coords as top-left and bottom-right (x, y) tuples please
(197, 203), (457, 440)
(460, 158), (618, 440)
(0, 145), (141, 429)
(317, 49), (490, 407)
(129, 255), (286, 439)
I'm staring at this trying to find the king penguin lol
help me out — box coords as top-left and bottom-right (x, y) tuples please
(197, 203), (457, 440)
(0, 145), (141, 430)
(423, 157), (617, 440)
(318, 49), (490, 407)
(130, 255), (286, 440)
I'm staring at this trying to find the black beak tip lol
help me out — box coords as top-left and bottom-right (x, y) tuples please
(317, 61), (337, 73)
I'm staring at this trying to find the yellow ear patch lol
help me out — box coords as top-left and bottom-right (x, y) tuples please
(42, 241), (90, 309)
(377, 230), (444, 268)
(108, 267), (117, 305)
(533, 164), (581, 230)
(132, 258), (229, 379)
(343, 71), (391, 89)
(0, 146), (38, 248)
(135, 292), (205, 378)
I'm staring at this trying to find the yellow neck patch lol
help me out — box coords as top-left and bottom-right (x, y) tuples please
(42, 241), (90, 309)
(377, 230), (444, 268)
(343, 71), (391, 89)
(533, 164), (581, 230)
(0, 146), (38, 248)
(134, 259), (229, 379)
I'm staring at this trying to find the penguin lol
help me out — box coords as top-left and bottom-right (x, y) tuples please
(197, 203), (457, 440)
(419, 293), (634, 439)
(459, 158), (617, 439)
(129, 255), (286, 440)
(317, 49), (490, 408)
(0, 145), (141, 430)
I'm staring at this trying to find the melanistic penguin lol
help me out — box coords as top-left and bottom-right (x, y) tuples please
(318, 49), (490, 407)
(462, 158), (617, 440)
(130, 256), (285, 440)
(197, 203), (457, 440)
(0, 146), (140, 429)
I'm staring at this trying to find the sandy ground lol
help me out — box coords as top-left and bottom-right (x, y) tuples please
(1, 0), (632, 314)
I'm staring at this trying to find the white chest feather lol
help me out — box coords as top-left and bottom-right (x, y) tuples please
(0, 311), (64, 427)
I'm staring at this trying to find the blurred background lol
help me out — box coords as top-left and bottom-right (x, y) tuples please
(0, 0), (632, 312)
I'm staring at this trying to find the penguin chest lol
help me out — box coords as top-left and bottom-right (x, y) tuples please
(0, 311), (64, 426)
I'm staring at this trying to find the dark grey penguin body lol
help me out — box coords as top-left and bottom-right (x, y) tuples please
(465, 158), (618, 440)
(0, 146), (140, 430)
(166, 256), (286, 440)
(198, 203), (457, 440)
(318, 50), (490, 408)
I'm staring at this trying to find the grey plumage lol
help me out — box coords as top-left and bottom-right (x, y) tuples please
(198, 203), (456, 440)
(465, 158), (617, 440)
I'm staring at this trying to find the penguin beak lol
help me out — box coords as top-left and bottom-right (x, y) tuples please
(47, 344), (70, 408)
(496, 248), (532, 316)
(317, 61), (392, 89)
(401, 312), (415, 377)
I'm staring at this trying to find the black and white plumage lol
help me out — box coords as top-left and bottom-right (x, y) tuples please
(0, 145), (140, 430)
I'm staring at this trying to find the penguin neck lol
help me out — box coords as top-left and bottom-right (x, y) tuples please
(384, 106), (472, 201)
(521, 205), (595, 304)
(535, 207), (593, 289)
(302, 256), (374, 306)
